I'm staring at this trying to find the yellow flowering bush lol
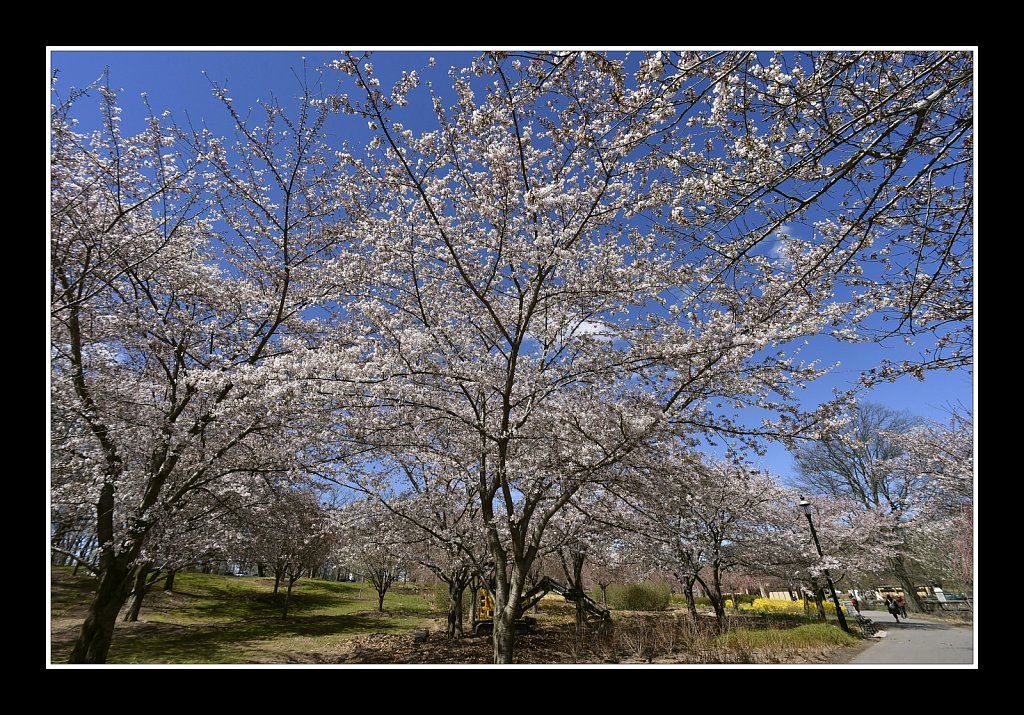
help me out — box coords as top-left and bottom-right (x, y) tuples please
(724, 597), (836, 614)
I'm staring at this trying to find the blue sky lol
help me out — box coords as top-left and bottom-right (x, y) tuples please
(49, 49), (975, 479)
(50, 50), (467, 137)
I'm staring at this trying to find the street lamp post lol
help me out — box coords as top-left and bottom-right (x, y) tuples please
(799, 496), (850, 633)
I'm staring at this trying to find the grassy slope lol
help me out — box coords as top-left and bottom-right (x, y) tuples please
(50, 567), (435, 664)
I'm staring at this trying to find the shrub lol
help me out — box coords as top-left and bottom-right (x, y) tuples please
(607, 580), (672, 611)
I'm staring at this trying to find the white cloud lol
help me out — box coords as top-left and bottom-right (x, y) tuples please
(571, 319), (614, 342)
(770, 223), (795, 261)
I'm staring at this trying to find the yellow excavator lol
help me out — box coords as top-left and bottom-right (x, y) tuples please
(473, 575), (612, 635)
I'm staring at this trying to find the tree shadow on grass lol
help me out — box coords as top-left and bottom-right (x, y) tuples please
(101, 613), (408, 664)
(149, 585), (380, 623)
(50, 569), (98, 619)
(49, 570), (433, 663)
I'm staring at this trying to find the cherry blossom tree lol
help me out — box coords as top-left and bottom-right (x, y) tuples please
(582, 540), (640, 610)
(50, 76), (353, 662)
(575, 441), (897, 629)
(336, 500), (410, 613)
(625, 449), (788, 629)
(345, 441), (490, 637)
(540, 489), (633, 631)
(252, 487), (336, 618)
(322, 50), (972, 662)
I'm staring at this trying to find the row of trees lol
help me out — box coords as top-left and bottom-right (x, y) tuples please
(51, 51), (973, 663)
(52, 399), (973, 658)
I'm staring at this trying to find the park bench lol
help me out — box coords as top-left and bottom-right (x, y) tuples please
(854, 613), (878, 635)
(846, 604), (878, 635)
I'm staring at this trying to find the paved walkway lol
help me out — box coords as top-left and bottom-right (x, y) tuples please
(850, 611), (974, 664)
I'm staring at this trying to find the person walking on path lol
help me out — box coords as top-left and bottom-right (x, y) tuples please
(895, 595), (907, 618)
(885, 595), (901, 623)
(851, 595), (861, 613)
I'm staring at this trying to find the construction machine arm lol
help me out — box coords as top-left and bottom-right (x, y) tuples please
(515, 576), (611, 623)
(517, 576), (567, 614)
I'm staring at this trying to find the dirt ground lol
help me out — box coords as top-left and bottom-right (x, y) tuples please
(329, 623), (583, 664)
(325, 620), (870, 665)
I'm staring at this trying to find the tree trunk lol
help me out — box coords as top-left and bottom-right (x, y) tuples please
(257, 562), (266, 577)
(68, 556), (134, 663)
(163, 569), (176, 592)
(703, 566), (727, 631)
(123, 562), (152, 622)
(282, 576), (296, 618)
(683, 582), (698, 619)
(446, 580), (466, 639)
(570, 550), (587, 633)
(599, 583), (610, 607)
(492, 606), (516, 664)
(490, 564), (527, 664)
(574, 593), (586, 633)
(557, 545), (589, 633)
(377, 589), (386, 612)
(890, 555), (925, 612)
(710, 594), (726, 628)
(810, 579), (827, 622)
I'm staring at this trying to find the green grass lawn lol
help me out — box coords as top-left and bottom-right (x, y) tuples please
(50, 567), (436, 664)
